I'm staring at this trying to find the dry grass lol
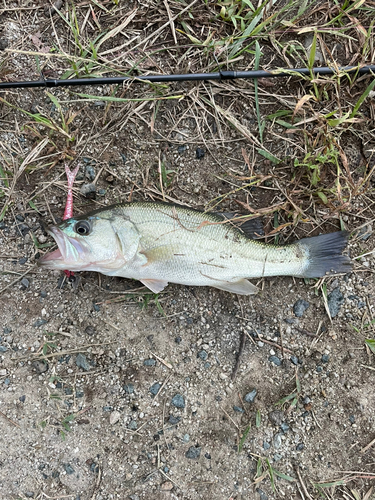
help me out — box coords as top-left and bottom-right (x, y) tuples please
(1, 0), (375, 497)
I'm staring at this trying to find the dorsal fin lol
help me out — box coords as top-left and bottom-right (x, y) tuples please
(216, 212), (264, 240)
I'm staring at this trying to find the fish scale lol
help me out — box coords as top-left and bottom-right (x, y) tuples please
(38, 201), (352, 295)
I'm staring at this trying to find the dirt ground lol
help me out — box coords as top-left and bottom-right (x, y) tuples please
(1, 1), (375, 499)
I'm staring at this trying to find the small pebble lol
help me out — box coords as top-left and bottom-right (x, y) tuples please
(171, 394), (185, 408)
(123, 383), (134, 394)
(185, 445), (201, 459)
(296, 443), (305, 451)
(85, 165), (95, 181)
(197, 350), (208, 361)
(268, 410), (285, 426)
(293, 299), (310, 317)
(25, 493), (34, 498)
(128, 420), (138, 430)
(273, 433), (282, 449)
(168, 415), (180, 425)
(244, 388), (257, 403)
(110, 411), (121, 425)
(0, 346), (7, 353)
(263, 441), (270, 450)
(349, 415), (356, 424)
(161, 482), (173, 491)
(84, 325), (96, 335)
(268, 355), (282, 366)
(150, 382), (161, 396)
(0, 38), (9, 51)
(355, 224), (373, 241)
(183, 433), (190, 443)
(64, 464), (75, 475)
(327, 287), (344, 318)
(19, 395), (26, 403)
(80, 183), (96, 199)
(290, 355), (299, 365)
(143, 359), (156, 366)
(280, 422), (290, 433)
(33, 319), (48, 328)
(32, 360), (48, 374)
(76, 353), (91, 371)
(195, 147), (205, 159)
(256, 488), (268, 500)
(233, 406), (244, 413)
(90, 463), (99, 473)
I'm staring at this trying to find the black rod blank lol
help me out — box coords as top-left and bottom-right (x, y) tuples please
(1, 65), (374, 89)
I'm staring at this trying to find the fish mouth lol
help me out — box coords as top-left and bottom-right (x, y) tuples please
(38, 226), (86, 269)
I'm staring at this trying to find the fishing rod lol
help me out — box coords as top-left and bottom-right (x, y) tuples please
(0, 65), (374, 89)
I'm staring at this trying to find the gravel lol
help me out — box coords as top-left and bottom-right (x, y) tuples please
(33, 319), (48, 328)
(21, 278), (30, 288)
(185, 445), (201, 459)
(268, 410), (285, 426)
(273, 433), (282, 449)
(80, 183), (96, 199)
(195, 148), (205, 159)
(168, 415), (180, 425)
(75, 353), (91, 371)
(256, 488), (269, 500)
(143, 359), (156, 366)
(85, 164), (96, 181)
(293, 299), (310, 317)
(327, 287), (344, 318)
(123, 383), (134, 394)
(280, 422), (290, 433)
(244, 388), (257, 403)
(290, 355), (299, 365)
(197, 350), (208, 360)
(171, 394), (185, 408)
(149, 382), (161, 396)
(32, 360), (48, 374)
(63, 464), (75, 475)
(268, 355), (282, 366)
(128, 420), (138, 430)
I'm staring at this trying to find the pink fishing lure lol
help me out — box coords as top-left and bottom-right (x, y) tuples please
(63, 163), (80, 278)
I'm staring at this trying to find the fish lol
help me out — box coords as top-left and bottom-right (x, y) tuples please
(38, 201), (352, 295)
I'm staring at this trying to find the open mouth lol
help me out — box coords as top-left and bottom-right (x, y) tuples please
(38, 226), (84, 268)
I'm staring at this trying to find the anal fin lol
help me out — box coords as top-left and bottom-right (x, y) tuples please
(213, 279), (258, 295)
(140, 278), (168, 294)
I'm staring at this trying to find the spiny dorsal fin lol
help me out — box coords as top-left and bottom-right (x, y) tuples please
(216, 212), (264, 240)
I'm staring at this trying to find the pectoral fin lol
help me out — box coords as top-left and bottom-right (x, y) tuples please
(213, 279), (258, 295)
(140, 278), (169, 293)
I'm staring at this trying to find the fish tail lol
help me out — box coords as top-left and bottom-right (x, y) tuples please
(297, 231), (352, 278)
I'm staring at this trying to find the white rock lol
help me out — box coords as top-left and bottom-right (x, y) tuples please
(110, 410), (121, 425)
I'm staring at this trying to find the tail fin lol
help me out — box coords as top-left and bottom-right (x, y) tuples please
(297, 231), (352, 278)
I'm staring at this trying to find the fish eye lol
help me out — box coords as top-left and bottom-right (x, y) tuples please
(74, 220), (91, 236)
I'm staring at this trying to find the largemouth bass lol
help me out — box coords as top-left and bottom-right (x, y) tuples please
(38, 202), (352, 295)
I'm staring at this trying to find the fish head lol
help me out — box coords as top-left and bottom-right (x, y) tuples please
(38, 215), (128, 273)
